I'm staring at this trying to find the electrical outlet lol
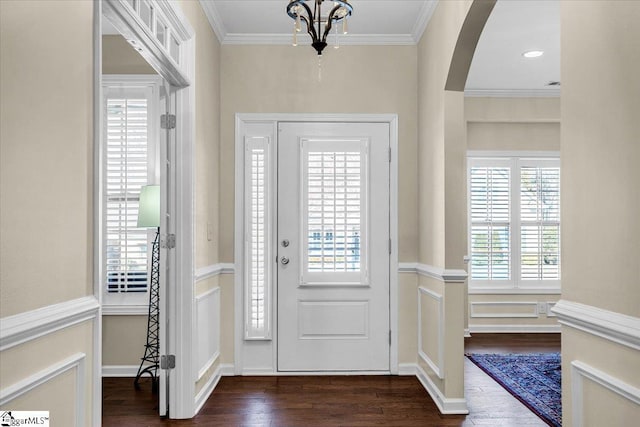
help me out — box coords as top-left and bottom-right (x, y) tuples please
(537, 302), (547, 314)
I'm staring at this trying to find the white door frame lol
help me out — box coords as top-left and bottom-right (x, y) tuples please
(234, 113), (399, 375)
(95, 0), (196, 419)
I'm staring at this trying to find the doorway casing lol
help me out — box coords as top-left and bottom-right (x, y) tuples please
(234, 113), (399, 374)
(95, 0), (197, 419)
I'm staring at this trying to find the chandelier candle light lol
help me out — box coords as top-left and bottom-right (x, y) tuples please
(287, 0), (353, 55)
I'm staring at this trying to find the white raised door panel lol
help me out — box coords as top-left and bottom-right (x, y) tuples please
(277, 122), (390, 371)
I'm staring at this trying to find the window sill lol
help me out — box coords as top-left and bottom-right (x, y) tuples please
(102, 304), (149, 315)
(468, 287), (561, 295)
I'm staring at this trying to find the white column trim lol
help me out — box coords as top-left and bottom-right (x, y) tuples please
(552, 300), (640, 351)
(0, 296), (100, 352)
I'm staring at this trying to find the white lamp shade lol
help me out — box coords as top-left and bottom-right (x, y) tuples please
(137, 185), (160, 228)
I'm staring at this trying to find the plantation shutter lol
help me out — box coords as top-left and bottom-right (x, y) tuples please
(104, 86), (154, 296)
(469, 160), (511, 281)
(245, 137), (272, 339)
(520, 162), (560, 281)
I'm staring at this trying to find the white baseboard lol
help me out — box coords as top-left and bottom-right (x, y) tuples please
(220, 363), (235, 376)
(415, 364), (469, 414)
(102, 365), (140, 377)
(194, 364), (224, 414)
(464, 328), (471, 338)
(469, 324), (561, 333)
(398, 363), (417, 376)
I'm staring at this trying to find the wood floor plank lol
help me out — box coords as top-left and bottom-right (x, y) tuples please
(103, 333), (560, 426)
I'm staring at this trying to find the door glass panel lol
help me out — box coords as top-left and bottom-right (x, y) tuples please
(302, 139), (368, 285)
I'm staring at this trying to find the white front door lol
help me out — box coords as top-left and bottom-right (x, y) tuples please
(277, 122), (390, 372)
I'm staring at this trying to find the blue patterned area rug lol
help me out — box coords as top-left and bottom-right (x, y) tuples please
(466, 353), (562, 427)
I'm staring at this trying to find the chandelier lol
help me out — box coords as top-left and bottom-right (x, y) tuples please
(287, 0), (353, 55)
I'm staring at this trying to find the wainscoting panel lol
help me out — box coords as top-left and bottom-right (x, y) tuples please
(470, 301), (539, 318)
(418, 287), (444, 379)
(0, 353), (86, 426)
(571, 360), (640, 426)
(195, 287), (221, 381)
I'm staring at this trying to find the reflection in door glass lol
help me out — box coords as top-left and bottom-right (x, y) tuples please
(307, 151), (361, 272)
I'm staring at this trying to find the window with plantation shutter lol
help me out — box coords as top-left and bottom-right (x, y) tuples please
(244, 136), (272, 339)
(102, 76), (160, 309)
(468, 154), (560, 291)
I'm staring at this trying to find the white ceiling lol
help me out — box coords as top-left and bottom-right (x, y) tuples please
(104, 0), (560, 96)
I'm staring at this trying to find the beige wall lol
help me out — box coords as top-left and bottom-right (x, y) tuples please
(0, 0), (93, 316)
(417, 1), (473, 268)
(220, 44), (418, 263)
(102, 34), (156, 74)
(0, 1), (96, 423)
(560, 1), (640, 425)
(179, 0), (221, 271)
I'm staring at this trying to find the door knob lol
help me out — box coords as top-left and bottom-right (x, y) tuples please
(280, 256), (290, 265)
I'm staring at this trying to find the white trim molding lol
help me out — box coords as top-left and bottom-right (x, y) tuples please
(418, 287), (444, 379)
(0, 296), (100, 352)
(194, 364), (224, 415)
(571, 360), (640, 426)
(469, 301), (539, 319)
(464, 88), (561, 98)
(399, 262), (468, 283)
(102, 305), (149, 315)
(415, 364), (469, 415)
(469, 324), (561, 334)
(195, 263), (235, 283)
(0, 353), (86, 426)
(102, 365), (139, 377)
(552, 300), (640, 351)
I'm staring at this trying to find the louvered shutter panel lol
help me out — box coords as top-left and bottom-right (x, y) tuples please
(105, 96), (150, 294)
(520, 165), (560, 281)
(469, 164), (511, 281)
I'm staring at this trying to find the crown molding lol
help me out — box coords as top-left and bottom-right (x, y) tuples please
(198, 0), (226, 43)
(464, 88), (561, 98)
(411, 0), (439, 43)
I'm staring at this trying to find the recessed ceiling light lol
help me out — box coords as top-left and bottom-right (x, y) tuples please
(523, 50), (544, 58)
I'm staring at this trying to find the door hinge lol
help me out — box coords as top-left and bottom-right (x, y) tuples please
(161, 233), (176, 249)
(388, 147), (392, 163)
(389, 330), (392, 345)
(389, 238), (392, 254)
(161, 113), (176, 130)
(160, 354), (176, 370)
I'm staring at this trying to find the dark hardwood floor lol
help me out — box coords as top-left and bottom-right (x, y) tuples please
(103, 333), (560, 426)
